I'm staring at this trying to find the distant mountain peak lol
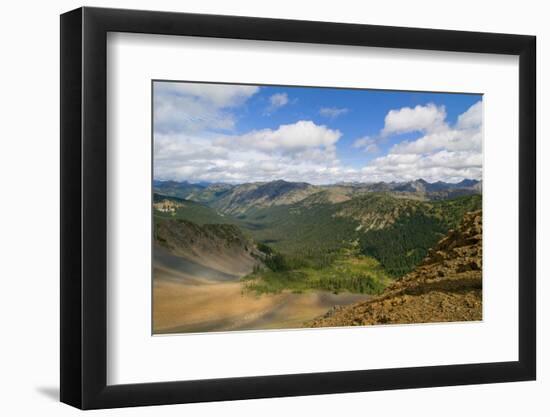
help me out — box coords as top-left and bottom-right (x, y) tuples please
(456, 179), (479, 187)
(153, 177), (482, 213)
(265, 179), (311, 187)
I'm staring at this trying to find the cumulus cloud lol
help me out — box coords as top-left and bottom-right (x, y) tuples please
(155, 82), (259, 107)
(390, 128), (482, 155)
(218, 120), (341, 153)
(456, 100), (483, 129)
(352, 136), (379, 153)
(154, 120), (344, 184)
(265, 93), (289, 113)
(319, 107), (349, 118)
(153, 82), (259, 134)
(360, 151), (482, 183)
(381, 103), (447, 136)
(359, 101), (483, 183)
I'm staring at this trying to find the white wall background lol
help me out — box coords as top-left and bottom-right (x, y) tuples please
(0, 0), (545, 415)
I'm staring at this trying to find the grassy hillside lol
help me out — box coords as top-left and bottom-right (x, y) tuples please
(237, 202), (358, 261)
(241, 242), (390, 295)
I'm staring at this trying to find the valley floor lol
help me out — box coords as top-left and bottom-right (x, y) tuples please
(153, 249), (370, 334)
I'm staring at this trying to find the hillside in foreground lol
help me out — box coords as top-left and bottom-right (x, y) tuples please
(155, 219), (264, 277)
(308, 210), (482, 327)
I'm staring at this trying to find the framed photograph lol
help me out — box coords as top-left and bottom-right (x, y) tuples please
(60, 7), (536, 409)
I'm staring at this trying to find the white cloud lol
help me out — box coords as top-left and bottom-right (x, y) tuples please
(265, 93), (289, 114)
(360, 151), (482, 184)
(154, 121), (344, 184)
(456, 100), (483, 129)
(390, 128), (482, 155)
(155, 82), (259, 108)
(352, 136), (379, 153)
(319, 107), (348, 118)
(358, 101), (483, 183)
(217, 120), (341, 153)
(153, 82), (259, 134)
(381, 103), (447, 136)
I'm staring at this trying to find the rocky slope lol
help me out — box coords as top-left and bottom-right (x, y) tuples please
(308, 210), (482, 327)
(209, 180), (321, 214)
(155, 219), (263, 276)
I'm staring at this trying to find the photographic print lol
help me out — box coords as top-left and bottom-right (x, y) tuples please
(152, 81), (482, 335)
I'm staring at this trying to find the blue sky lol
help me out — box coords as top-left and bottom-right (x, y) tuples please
(153, 81), (482, 184)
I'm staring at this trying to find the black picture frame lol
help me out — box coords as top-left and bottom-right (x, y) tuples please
(60, 6), (536, 410)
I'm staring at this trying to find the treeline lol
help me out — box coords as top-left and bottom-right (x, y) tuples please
(243, 265), (385, 295)
(430, 194), (482, 228)
(257, 242), (340, 271)
(240, 203), (359, 259)
(359, 213), (445, 277)
(359, 195), (482, 277)
(249, 242), (386, 295)
(313, 273), (385, 295)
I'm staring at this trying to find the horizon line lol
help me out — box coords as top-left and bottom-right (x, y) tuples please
(153, 177), (481, 186)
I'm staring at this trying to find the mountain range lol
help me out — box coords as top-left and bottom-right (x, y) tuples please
(154, 178), (481, 214)
(154, 179), (482, 278)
